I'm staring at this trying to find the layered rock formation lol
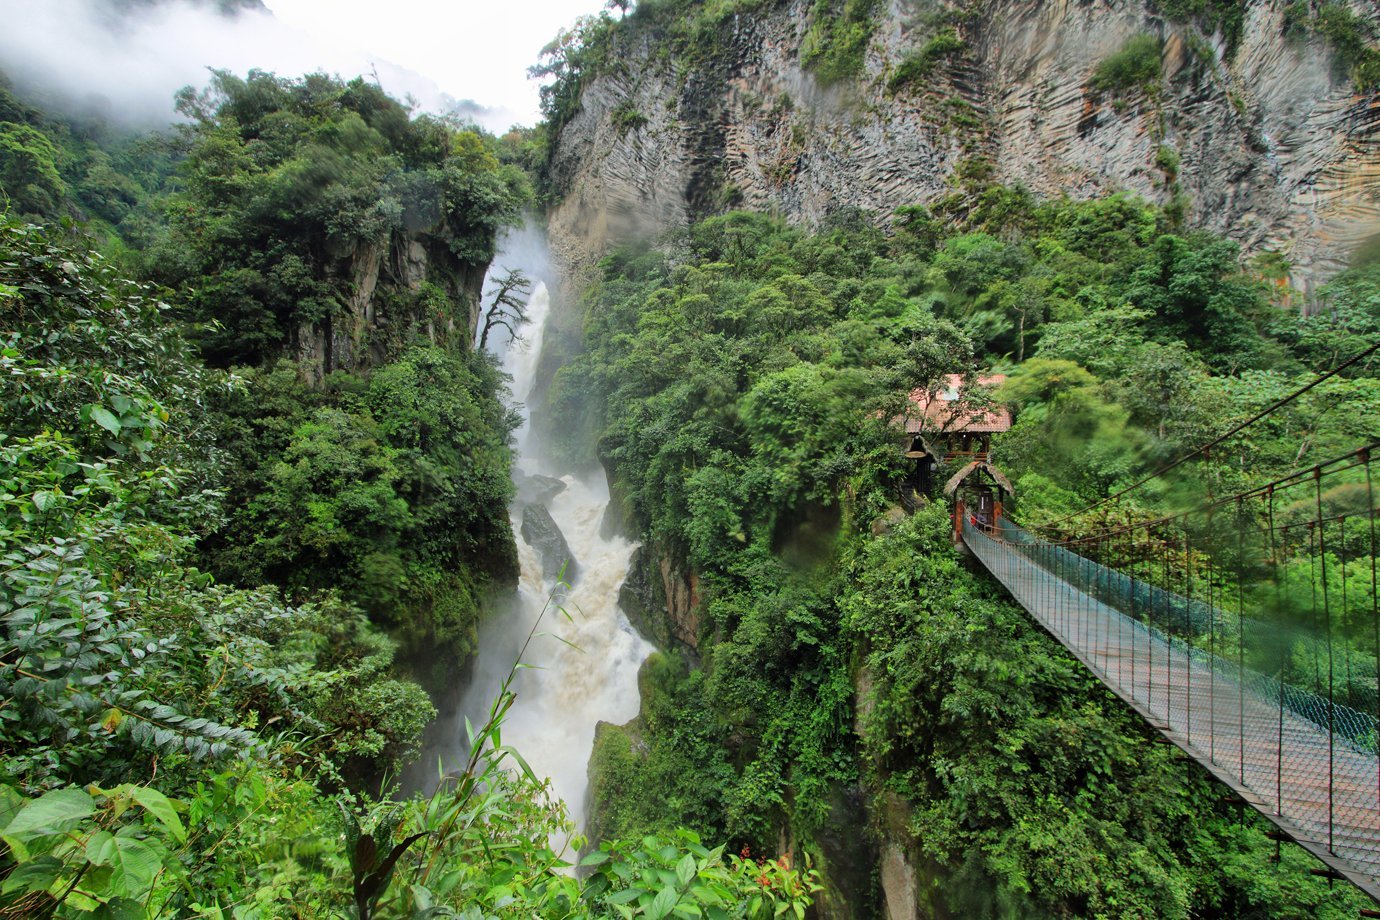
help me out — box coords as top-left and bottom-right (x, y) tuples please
(547, 0), (1379, 290)
(292, 235), (486, 385)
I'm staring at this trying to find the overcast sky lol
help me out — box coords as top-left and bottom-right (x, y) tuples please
(261, 0), (607, 128)
(0, 0), (606, 130)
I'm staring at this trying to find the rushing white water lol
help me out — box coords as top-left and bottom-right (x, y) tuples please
(409, 218), (653, 835)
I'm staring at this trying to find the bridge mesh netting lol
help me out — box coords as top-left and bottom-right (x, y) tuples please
(963, 515), (1380, 896)
(993, 519), (1380, 748)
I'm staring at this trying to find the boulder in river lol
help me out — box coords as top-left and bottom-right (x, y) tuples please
(514, 471), (568, 506)
(520, 502), (579, 584)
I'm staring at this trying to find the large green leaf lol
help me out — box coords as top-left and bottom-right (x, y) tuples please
(675, 852), (697, 887)
(647, 885), (679, 920)
(90, 405), (122, 434)
(130, 786), (186, 843)
(1, 786), (96, 839)
(91, 897), (144, 920)
(0, 785), (23, 830)
(87, 833), (164, 895)
(606, 887), (645, 905)
(0, 854), (65, 895)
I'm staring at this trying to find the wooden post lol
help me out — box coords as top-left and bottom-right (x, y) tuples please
(954, 498), (965, 542)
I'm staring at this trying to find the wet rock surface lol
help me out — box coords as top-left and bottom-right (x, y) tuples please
(520, 502), (580, 584)
(616, 545), (662, 648)
(616, 544), (703, 656)
(514, 471), (568, 507)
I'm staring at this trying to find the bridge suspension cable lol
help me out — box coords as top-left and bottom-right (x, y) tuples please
(1042, 338), (1380, 530)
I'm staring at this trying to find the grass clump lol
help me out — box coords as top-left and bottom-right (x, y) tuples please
(800, 0), (883, 84)
(1155, 144), (1181, 184)
(611, 100), (649, 134)
(888, 29), (967, 93)
(1090, 33), (1164, 98)
(1156, 0), (1248, 51)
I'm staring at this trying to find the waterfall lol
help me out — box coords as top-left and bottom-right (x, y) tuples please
(408, 217), (653, 837)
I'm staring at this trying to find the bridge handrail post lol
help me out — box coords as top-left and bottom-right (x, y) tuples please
(1236, 495), (1246, 784)
(1268, 485), (1285, 817)
(1365, 450), (1379, 800)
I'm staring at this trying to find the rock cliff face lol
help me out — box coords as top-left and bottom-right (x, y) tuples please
(546, 0), (1379, 291)
(618, 545), (703, 653)
(292, 234), (486, 385)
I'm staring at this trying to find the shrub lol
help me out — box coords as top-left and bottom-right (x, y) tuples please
(1156, 144), (1181, 184)
(888, 29), (967, 93)
(1090, 34), (1164, 97)
(800, 0), (883, 84)
(1155, 0), (1248, 51)
(1314, 1), (1380, 92)
(611, 100), (650, 133)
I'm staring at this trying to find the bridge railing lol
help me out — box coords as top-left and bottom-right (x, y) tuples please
(990, 517), (1379, 750)
(959, 440), (1380, 897)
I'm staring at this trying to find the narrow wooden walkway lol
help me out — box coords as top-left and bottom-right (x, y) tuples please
(963, 520), (1380, 901)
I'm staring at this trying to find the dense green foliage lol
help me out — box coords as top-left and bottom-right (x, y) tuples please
(0, 122), (64, 218)
(0, 218), (436, 902)
(888, 29), (966, 94)
(1155, 0), (1248, 50)
(799, 0), (883, 84)
(0, 215), (820, 917)
(555, 191), (1378, 914)
(151, 70), (528, 366)
(0, 75), (178, 245)
(68, 70), (533, 668)
(199, 347), (519, 669)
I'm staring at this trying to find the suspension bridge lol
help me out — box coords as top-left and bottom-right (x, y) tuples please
(961, 449), (1380, 899)
(950, 346), (1380, 903)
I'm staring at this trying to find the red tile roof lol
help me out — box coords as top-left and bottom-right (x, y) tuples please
(903, 374), (1013, 435)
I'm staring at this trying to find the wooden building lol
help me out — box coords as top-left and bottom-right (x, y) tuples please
(897, 374), (1015, 535)
(904, 374), (1012, 462)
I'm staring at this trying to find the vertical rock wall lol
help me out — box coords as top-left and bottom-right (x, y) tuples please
(291, 232), (486, 385)
(546, 0), (1379, 290)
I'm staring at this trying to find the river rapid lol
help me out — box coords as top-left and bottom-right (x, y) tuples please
(407, 218), (653, 839)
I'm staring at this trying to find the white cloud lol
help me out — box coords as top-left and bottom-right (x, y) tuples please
(0, 0), (606, 130)
(265, 0), (610, 125)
